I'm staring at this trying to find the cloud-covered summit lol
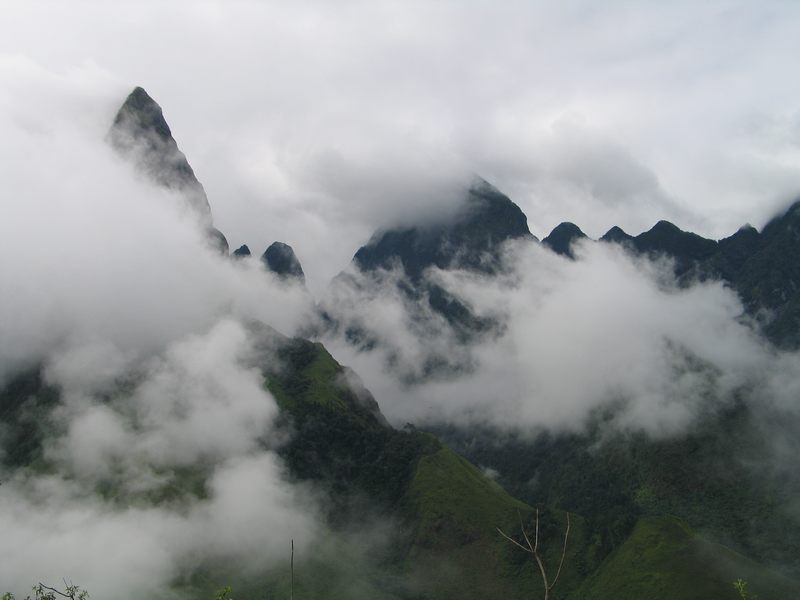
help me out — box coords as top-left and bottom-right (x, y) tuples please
(109, 86), (232, 253)
(353, 178), (533, 280)
(109, 86), (212, 219)
(5, 1), (800, 291)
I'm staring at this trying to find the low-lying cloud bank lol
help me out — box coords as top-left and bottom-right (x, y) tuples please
(0, 67), (318, 597)
(0, 61), (314, 384)
(0, 320), (318, 599)
(322, 238), (798, 436)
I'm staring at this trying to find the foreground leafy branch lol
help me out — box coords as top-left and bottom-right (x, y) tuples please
(2, 582), (88, 600)
(734, 578), (760, 600)
(498, 508), (570, 600)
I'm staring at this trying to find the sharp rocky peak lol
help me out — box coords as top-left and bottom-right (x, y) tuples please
(108, 86), (228, 254)
(109, 86), (212, 220)
(233, 244), (252, 259)
(352, 178), (533, 279)
(542, 222), (587, 259)
(600, 225), (634, 245)
(262, 242), (305, 283)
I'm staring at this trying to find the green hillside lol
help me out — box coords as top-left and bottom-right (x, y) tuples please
(257, 329), (561, 598)
(402, 446), (588, 600)
(571, 516), (800, 600)
(3, 327), (800, 599)
(432, 401), (800, 585)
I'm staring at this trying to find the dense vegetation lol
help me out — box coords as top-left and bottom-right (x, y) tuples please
(433, 401), (800, 569)
(5, 328), (799, 598)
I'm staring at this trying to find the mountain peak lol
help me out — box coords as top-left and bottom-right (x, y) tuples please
(262, 242), (305, 282)
(636, 221), (717, 254)
(113, 87), (173, 141)
(233, 244), (252, 259)
(632, 220), (717, 277)
(600, 225), (634, 245)
(762, 198), (800, 240)
(542, 222), (587, 259)
(353, 179), (532, 279)
(650, 220), (682, 234)
(109, 86), (211, 219)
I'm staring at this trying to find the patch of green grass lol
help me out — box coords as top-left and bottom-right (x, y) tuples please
(405, 447), (528, 542)
(571, 516), (800, 600)
(402, 447), (592, 599)
(265, 338), (384, 432)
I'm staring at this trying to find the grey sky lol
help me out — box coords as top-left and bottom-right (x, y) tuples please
(4, 1), (800, 292)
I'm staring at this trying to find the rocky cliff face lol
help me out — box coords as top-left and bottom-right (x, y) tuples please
(542, 222), (587, 259)
(353, 178), (533, 280)
(109, 87), (211, 218)
(109, 87), (228, 253)
(711, 201), (800, 347)
(261, 241), (305, 283)
(232, 244), (252, 258)
(588, 201), (800, 348)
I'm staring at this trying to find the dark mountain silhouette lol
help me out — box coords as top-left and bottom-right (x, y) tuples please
(232, 244), (251, 258)
(261, 242), (305, 283)
(600, 225), (634, 245)
(542, 222), (588, 259)
(631, 220), (718, 276)
(319, 179), (533, 377)
(712, 201), (800, 347)
(353, 178), (533, 280)
(109, 87), (229, 253)
(597, 201), (800, 347)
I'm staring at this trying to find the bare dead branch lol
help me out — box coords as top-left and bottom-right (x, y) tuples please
(548, 512), (571, 591)
(496, 527), (533, 553)
(532, 544), (550, 598)
(290, 539), (294, 600)
(498, 508), (571, 600)
(518, 509), (534, 552)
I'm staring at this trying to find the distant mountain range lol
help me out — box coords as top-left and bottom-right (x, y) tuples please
(112, 87), (800, 352)
(2, 87), (799, 599)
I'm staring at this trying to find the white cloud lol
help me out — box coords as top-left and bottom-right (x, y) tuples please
(322, 239), (778, 435)
(3, 1), (800, 290)
(0, 62), (319, 596)
(0, 320), (318, 599)
(0, 60), (314, 383)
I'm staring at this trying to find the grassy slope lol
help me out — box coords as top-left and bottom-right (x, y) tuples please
(261, 335), (553, 598)
(401, 446), (594, 600)
(572, 516), (800, 600)
(260, 334), (587, 599)
(267, 340), (354, 414)
(432, 403), (800, 584)
(402, 446), (537, 599)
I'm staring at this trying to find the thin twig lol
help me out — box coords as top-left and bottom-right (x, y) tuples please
(290, 539), (294, 600)
(548, 512), (571, 591)
(37, 584), (73, 600)
(496, 527), (533, 553)
(518, 510), (534, 552)
(498, 508), (570, 600)
(532, 545), (550, 599)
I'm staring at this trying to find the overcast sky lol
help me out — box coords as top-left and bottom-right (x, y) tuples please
(3, 0), (800, 292)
